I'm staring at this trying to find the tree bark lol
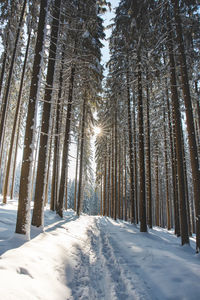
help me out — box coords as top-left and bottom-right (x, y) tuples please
(172, 0), (200, 251)
(166, 11), (189, 245)
(50, 48), (64, 211)
(163, 108), (171, 230)
(0, 0), (27, 149)
(77, 94), (87, 216)
(103, 144), (107, 216)
(166, 86), (180, 235)
(146, 71), (152, 228)
(138, 54), (147, 232)
(15, 0), (48, 236)
(126, 61), (135, 223)
(114, 105), (118, 220)
(74, 131), (80, 212)
(32, 0), (61, 227)
(107, 143), (111, 216)
(57, 66), (75, 217)
(155, 145), (160, 227)
(3, 32), (31, 204)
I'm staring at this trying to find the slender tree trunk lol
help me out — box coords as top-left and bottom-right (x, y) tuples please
(124, 136), (127, 221)
(118, 141), (121, 219)
(30, 129), (40, 201)
(50, 48), (64, 211)
(146, 72), (152, 228)
(32, 0), (61, 227)
(166, 87), (180, 235)
(0, 24), (9, 100)
(0, 0), (27, 149)
(107, 144), (111, 216)
(0, 144), (8, 193)
(44, 129), (54, 206)
(181, 132), (192, 236)
(15, 0), (48, 236)
(121, 141), (124, 219)
(103, 147), (107, 216)
(3, 32), (31, 204)
(77, 95), (87, 216)
(172, 0), (200, 251)
(74, 133), (80, 212)
(1, 147), (9, 194)
(57, 66), (75, 217)
(166, 12), (189, 245)
(111, 122), (114, 218)
(64, 168), (68, 210)
(133, 102), (138, 224)
(138, 54), (147, 232)
(126, 62), (135, 223)
(10, 112), (21, 199)
(163, 108), (171, 230)
(155, 145), (160, 227)
(114, 105), (118, 220)
(100, 174), (103, 215)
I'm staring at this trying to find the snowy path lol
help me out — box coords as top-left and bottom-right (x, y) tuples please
(67, 217), (200, 300)
(0, 202), (200, 300)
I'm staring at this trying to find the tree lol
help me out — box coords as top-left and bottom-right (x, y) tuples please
(171, 0), (200, 252)
(0, 0), (27, 149)
(32, 0), (62, 227)
(15, 0), (48, 237)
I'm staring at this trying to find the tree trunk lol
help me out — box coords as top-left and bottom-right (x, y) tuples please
(50, 48), (64, 211)
(0, 0), (27, 149)
(163, 108), (171, 230)
(124, 136), (127, 221)
(0, 24), (9, 100)
(15, 0), (48, 237)
(30, 129), (40, 201)
(103, 145), (107, 216)
(138, 54), (147, 232)
(107, 143), (111, 216)
(77, 94), (87, 216)
(44, 127), (54, 206)
(114, 105), (118, 220)
(74, 132), (80, 212)
(118, 141), (121, 219)
(100, 174), (103, 215)
(3, 32), (31, 204)
(57, 66), (75, 217)
(133, 102), (138, 224)
(10, 111), (22, 199)
(172, 0), (200, 251)
(146, 71), (152, 228)
(166, 86), (180, 235)
(166, 12), (189, 245)
(155, 145), (160, 227)
(32, 0), (61, 227)
(126, 61), (135, 223)
(111, 122), (114, 218)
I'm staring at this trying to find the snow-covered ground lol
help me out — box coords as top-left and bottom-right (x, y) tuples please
(0, 200), (200, 300)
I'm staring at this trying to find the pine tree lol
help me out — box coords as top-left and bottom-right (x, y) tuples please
(15, 0), (48, 236)
(32, 0), (62, 227)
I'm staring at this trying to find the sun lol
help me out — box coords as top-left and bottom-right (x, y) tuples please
(93, 126), (101, 136)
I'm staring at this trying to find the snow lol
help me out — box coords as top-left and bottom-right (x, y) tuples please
(0, 199), (200, 300)
(82, 30), (90, 39)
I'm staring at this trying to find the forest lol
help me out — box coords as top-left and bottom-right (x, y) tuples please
(0, 0), (200, 289)
(0, 0), (200, 298)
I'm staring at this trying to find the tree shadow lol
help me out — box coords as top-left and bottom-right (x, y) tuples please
(0, 206), (79, 256)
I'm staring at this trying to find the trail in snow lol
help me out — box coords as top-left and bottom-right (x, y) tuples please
(0, 201), (200, 300)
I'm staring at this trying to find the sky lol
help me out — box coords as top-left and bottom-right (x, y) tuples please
(101, 0), (120, 67)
